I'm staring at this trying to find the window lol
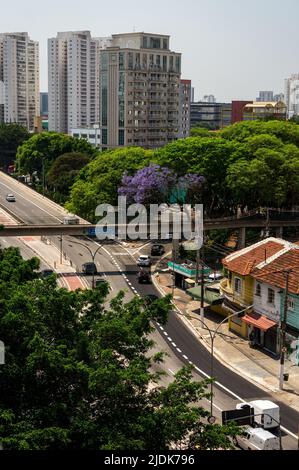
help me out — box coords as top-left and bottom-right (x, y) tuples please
(128, 52), (133, 69)
(234, 277), (242, 295)
(287, 297), (295, 311)
(118, 129), (125, 146)
(119, 52), (125, 70)
(255, 283), (261, 297)
(102, 129), (107, 145)
(267, 288), (275, 305)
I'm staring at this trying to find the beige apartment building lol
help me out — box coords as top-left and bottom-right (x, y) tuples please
(48, 31), (108, 133)
(0, 32), (40, 131)
(99, 32), (181, 149)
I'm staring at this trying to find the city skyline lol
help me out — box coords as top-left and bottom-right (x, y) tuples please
(0, 0), (298, 102)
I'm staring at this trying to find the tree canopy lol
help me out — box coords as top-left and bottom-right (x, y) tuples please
(0, 247), (237, 450)
(0, 123), (30, 170)
(46, 152), (91, 202)
(16, 132), (97, 177)
(66, 120), (299, 221)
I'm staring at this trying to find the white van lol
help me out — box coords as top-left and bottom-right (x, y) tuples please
(63, 214), (79, 225)
(234, 427), (280, 450)
(236, 400), (280, 430)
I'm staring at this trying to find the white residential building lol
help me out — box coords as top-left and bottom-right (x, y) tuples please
(48, 31), (105, 134)
(285, 74), (299, 118)
(0, 32), (40, 131)
(71, 126), (101, 148)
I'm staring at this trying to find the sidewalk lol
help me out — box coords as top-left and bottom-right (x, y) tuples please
(19, 236), (88, 291)
(152, 269), (299, 412)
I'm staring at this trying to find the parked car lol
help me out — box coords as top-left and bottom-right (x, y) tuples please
(137, 255), (151, 267)
(82, 262), (97, 275)
(39, 269), (54, 279)
(233, 426), (280, 450)
(137, 270), (151, 284)
(151, 244), (165, 256)
(6, 193), (15, 202)
(208, 272), (224, 281)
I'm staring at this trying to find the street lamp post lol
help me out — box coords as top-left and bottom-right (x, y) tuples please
(69, 239), (103, 288)
(197, 305), (253, 418)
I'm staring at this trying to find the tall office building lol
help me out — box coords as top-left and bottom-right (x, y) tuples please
(99, 32), (181, 149)
(285, 74), (299, 118)
(0, 32), (40, 130)
(48, 31), (104, 133)
(179, 79), (191, 138)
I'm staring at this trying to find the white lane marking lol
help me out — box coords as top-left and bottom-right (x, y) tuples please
(0, 180), (62, 222)
(163, 331), (168, 336)
(159, 326), (164, 331)
(182, 354), (188, 360)
(171, 342), (176, 347)
(176, 348), (182, 353)
(168, 369), (175, 376)
(132, 241), (152, 255)
(188, 361), (193, 365)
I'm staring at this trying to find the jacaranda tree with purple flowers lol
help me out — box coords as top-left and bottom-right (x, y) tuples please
(118, 165), (178, 205)
(118, 165), (205, 205)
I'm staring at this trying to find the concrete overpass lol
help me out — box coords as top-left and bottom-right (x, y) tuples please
(0, 216), (298, 239)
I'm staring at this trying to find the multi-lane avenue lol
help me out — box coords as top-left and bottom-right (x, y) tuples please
(0, 171), (298, 449)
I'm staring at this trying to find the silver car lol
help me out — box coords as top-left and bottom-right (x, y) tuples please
(6, 193), (16, 202)
(137, 255), (151, 267)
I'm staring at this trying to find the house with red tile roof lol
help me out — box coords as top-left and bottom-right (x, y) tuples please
(221, 238), (299, 358)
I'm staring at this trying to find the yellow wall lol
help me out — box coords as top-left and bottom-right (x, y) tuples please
(230, 273), (254, 306)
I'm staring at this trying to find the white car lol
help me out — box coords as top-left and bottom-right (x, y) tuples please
(234, 426), (280, 450)
(6, 193), (16, 202)
(137, 255), (152, 267)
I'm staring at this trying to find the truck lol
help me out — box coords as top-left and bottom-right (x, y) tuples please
(236, 400), (280, 430)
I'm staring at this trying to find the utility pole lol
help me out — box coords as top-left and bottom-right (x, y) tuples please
(279, 269), (291, 390)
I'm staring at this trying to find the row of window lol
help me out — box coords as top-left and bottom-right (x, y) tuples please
(234, 277), (295, 310)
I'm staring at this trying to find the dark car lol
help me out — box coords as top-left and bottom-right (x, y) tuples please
(82, 262), (97, 275)
(137, 270), (151, 284)
(39, 269), (54, 279)
(144, 294), (159, 305)
(151, 244), (165, 256)
(94, 278), (110, 290)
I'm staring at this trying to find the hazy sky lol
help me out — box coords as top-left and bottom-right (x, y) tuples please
(1, 0), (298, 101)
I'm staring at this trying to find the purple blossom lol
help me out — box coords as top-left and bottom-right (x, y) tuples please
(118, 166), (205, 205)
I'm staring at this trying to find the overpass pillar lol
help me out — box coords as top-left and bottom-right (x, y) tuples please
(237, 227), (246, 250)
(276, 226), (283, 239)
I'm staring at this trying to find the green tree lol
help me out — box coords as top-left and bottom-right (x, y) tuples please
(46, 152), (91, 202)
(0, 247), (238, 450)
(0, 123), (30, 170)
(16, 132), (97, 177)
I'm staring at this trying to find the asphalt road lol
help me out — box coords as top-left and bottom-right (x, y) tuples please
(0, 172), (298, 448)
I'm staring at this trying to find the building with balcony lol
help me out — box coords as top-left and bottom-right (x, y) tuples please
(48, 31), (104, 133)
(0, 32), (40, 131)
(99, 32), (181, 150)
(179, 79), (191, 138)
(221, 238), (299, 358)
(190, 101), (231, 130)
